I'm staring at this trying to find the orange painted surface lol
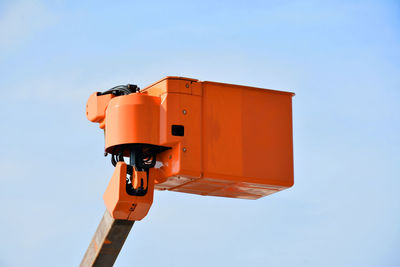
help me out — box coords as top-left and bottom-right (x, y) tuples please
(142, 77), (294, 199)
(86, 93), (114, 129)
(103, 162), (154, 220)
(104, 93), (161, 153)
(87, 76), (294, 220)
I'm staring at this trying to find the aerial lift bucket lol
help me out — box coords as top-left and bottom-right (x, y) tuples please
(86, 77), (294, 221)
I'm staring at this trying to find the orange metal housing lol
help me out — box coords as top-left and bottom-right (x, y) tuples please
(88, 77), (295, 201)
(105, 93), (161, 152)
(103, 162), (155, 220)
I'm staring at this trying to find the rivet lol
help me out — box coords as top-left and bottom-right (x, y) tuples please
(182, 147), (187, 152)
(185, 83), (189, 88)
(182, 109), (187, 115)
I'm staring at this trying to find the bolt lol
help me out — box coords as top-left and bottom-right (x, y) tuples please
(182, 147), (187, 152)
(185, 83), (189, 88)
(182, 109), (187, 115)
(169, 155), (172, 159)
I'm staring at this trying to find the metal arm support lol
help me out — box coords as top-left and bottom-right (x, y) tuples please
(80, 211), (134, 267)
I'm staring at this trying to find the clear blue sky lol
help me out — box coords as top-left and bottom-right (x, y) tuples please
(0, 0), (399, 266)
